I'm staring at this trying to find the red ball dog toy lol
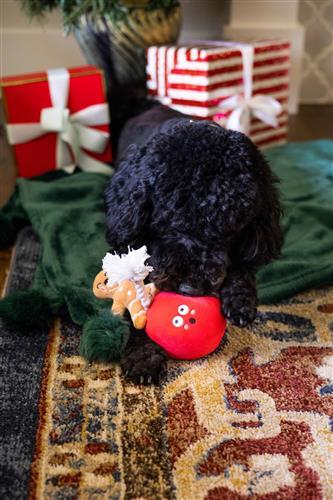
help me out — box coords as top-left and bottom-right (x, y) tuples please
(146, 292), (226, 360)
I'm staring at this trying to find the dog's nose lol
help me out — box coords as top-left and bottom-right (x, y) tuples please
(178, 283), (201, 296)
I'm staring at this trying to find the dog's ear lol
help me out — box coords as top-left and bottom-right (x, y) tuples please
(104, 145), (151, 249)
(236, 148), (283, 267)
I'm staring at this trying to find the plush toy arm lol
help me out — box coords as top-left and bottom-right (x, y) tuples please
(144, 283), (158, 304)
(128, 303), (147, 330)
(111, 301), (126, 317)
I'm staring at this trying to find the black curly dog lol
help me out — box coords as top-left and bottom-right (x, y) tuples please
(105, 103), (283, 384)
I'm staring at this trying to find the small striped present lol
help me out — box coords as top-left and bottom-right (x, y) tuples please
(146, 40), (290, 149)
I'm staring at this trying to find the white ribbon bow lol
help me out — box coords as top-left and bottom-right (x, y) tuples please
(6, 68), (113, 175)
(219, 94), (282, 134)
(215, 42), (282, 135)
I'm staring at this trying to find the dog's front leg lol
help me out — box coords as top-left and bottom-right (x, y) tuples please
(220, 269), (258, 327)
(120, 327), (167, 385)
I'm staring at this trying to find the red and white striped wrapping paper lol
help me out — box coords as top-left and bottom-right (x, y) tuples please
(146, 40), (291, 148)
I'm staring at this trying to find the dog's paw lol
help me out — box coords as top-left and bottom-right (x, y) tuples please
(120, 343), (167, 385)
(222, 295), (257, 327)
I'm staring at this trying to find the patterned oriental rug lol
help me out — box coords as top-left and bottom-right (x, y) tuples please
(0, 228), (332, 499)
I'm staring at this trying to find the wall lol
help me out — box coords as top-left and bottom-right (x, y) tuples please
(223, 0), (304, 113)
(1, 1), (331, 107)
(0, 0), (85, 76)
(299, 0), (333, 103)
(0, 0), (230, 76)
(180, 0), (230, 41)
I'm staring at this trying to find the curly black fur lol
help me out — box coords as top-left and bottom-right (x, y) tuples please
(120, 326), (167, 385)
(105, 103), (283, 383)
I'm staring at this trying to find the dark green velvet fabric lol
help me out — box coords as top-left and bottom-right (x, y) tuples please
(2, 171), (109, 325)
(1, 139), (332, 325)
(257, 139), (333, 303)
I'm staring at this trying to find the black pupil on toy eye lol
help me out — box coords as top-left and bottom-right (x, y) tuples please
(104, 278), (108, 285)
(189, 318), (196, 324)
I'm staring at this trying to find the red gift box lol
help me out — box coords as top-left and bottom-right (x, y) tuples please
(146, 40), (291, 149)
(0, 66), (113, 178)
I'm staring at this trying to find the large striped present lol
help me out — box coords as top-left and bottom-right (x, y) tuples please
(146, 40), (290, 149)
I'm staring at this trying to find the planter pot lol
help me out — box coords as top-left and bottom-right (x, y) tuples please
(74, 3), (181, 91)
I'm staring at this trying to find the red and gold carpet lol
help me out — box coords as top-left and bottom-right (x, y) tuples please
(1, 229), (332, 499)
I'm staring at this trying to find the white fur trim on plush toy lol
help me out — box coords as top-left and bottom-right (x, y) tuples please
(102, 246), (153, 284)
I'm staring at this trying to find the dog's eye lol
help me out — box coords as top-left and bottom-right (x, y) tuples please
(172, 316), (184, 328)
(178, 304), (189, 315)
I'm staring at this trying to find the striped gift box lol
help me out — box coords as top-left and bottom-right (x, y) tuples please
(146, 40), (290, 149)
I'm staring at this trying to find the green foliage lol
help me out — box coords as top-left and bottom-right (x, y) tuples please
(18, 0), (179, 29)
(146, 0), (179, 10)
(0, 290), (53, 334)
(19, 0), (59, 18)
(80, 310), (130, 362)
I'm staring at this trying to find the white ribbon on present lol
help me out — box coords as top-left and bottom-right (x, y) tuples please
(6, 68), (113, 175)
(219, 93), (282, 134)
(192, 40), (282, 135)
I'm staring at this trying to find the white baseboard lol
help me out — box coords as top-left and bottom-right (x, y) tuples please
(223, 24), (305, 114)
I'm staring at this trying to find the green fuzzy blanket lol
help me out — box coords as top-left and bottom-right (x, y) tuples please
(257, 139), (333, 302)
(1, 140), (332, 327)
(1, 172), (109, 325)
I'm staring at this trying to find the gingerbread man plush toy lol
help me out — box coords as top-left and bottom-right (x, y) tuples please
(93, 247), (156, 329)
(81, 246), (226, 362)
